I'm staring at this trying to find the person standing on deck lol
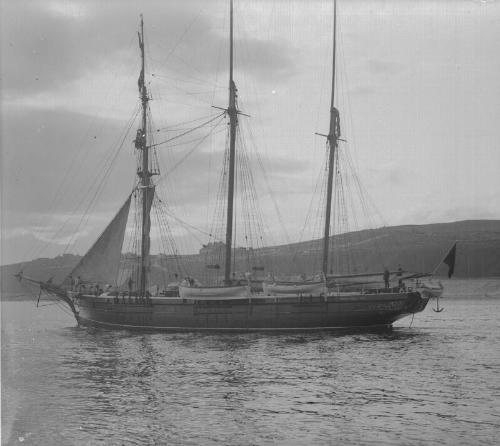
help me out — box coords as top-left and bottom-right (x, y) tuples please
(397, 264), (403, 288)
(127, 277), (134, 296)
(383, 268), (390, 289)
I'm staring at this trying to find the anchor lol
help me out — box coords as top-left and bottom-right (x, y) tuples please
(433, 295), (444, 313)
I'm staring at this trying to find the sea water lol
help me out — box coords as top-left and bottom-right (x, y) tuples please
(2, 279), (500, 445)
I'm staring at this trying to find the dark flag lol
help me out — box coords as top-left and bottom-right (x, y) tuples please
(443, 243), (457, 278)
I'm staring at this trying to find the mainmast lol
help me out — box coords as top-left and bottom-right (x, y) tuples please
(321, 0), (341, 277)
(136, 15), (153, 296)
(224, 0), (238, 285)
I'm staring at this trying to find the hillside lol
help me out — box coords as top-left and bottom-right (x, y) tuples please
(2, 220), (499, 298)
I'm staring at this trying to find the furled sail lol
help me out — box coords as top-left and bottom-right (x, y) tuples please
(68, 194), (132, 286)
(142, 185), (155, 277)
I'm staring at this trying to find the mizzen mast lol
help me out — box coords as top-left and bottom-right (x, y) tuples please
(136, 15), (155, 296)
(321, 0), (341, 277)
(224, 0), (239, 285)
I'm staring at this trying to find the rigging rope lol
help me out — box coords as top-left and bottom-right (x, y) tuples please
(63, 106), (141, 256)
(149, 113), (225, 149)
(160, 115), (226, 178)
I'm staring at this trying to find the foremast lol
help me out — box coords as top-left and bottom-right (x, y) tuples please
(136, 15), (155, 296)
(321, 0), (341, 277)
(224, 0), (239, 285)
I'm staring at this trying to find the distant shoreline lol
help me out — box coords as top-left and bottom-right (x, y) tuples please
(1, 293), (43, 302)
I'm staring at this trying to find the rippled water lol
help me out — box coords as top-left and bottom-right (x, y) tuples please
(2, 279), (500, 445)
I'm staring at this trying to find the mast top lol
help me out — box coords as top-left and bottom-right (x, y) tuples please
(328, 0), (340, 143)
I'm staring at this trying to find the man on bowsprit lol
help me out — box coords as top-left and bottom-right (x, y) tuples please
(383, 267), (390, 289)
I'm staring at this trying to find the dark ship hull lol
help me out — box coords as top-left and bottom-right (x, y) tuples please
(72, 290), (429, 331)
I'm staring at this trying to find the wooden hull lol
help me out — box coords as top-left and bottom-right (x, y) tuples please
(71, 291), (429, 331)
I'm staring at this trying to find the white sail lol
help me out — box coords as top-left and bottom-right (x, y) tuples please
(68, 194), (132, 285)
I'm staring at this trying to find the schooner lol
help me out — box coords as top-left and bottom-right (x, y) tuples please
(17, 0), (430, 331)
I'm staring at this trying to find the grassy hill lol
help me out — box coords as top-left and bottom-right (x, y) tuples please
(2, 220), (499, 298)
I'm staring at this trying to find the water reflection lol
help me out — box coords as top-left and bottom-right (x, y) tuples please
(3, 291), (500, 445)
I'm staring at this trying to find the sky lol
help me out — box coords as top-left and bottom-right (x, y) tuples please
(1, 0), (500, 265)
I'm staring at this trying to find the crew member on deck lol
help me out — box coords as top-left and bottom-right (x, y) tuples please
(383, 267), (390, 289)
(397, 264), (403, 288)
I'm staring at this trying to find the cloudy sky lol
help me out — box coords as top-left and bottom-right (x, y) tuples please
(1, 0), (500, 265)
